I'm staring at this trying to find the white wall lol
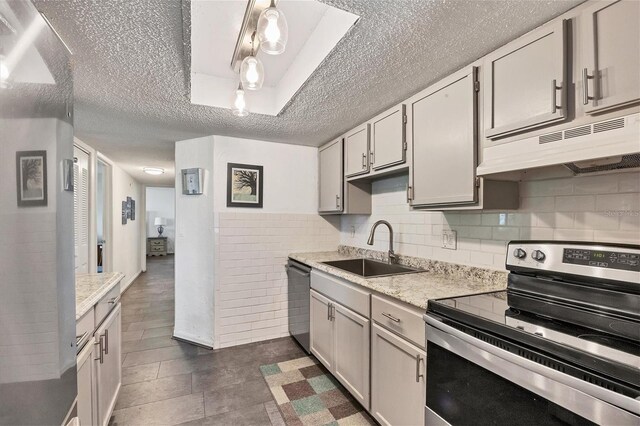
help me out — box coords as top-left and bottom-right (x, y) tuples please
(341, 172), (640, 270)
(211, 136), (339, 348)
(146, 187), (175, 253)
(213, 136), (318, 213)
(174, 136), (216, 348)
(110, 160), (144, 292)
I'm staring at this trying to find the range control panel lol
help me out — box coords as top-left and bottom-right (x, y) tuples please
(506, 241), (640, 281)
(563, 248), (639, 272)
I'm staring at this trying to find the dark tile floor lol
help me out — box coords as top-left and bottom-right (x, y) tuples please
(110, 255), (305, 425)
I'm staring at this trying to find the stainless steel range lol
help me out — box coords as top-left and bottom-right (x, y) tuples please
(424, 241), (640, 425)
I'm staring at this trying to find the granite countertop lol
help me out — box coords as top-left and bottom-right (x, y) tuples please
(76, 272), (125, 320)
(289, 248), (507, 310)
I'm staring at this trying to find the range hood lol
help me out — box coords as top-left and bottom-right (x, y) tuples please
(477, 112), (640, 176)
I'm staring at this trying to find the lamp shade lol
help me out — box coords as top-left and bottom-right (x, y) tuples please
(154, 217), (166, 226)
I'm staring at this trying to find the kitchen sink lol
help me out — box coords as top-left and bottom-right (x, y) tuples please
(321, 258), (422, 278)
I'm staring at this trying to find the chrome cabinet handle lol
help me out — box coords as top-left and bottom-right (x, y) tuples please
(370, 151), (374, 165)
(331, 304), (335, 321)
(335, 195), (340, 209)
(361, 153), (366, 169)
(94, 336), (104, 364)
(327, 302), (331, 321)
(108, 297), (117, 304)
(381, 312), (401, 323)
(582, 68), (594, 106)
(104, 329), (109, 355)
(406, 185), (412, 203)
(415, 354), (424, 383)
(551, 80), (562, 113)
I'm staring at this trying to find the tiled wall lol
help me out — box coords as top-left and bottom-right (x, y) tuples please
(214, 213), (340, 348)
(341, 172), (640, 271)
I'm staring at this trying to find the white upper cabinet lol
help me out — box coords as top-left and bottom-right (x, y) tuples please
(581, 0), (640, 114)
(370, 104), (407, 171)
(411, 67), (478, 207)
(484, 20), (567, 139)
(318, 139), (343, 213)
(344, 123), (370, 177)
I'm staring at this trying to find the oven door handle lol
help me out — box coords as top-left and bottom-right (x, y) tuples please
(424, 314), (640, 420)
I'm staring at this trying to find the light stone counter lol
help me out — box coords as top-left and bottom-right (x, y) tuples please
(289, 246), (507, 310)
(76, 272), (124, 320)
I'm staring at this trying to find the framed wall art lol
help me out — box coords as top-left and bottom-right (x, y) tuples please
(16, 150), (47, 207)
(227, 163), (263, 208)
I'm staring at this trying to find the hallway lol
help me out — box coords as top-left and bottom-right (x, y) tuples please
(110, 255), (302, 425)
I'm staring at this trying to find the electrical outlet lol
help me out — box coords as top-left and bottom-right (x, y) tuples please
(349, 225), (355, 237)
(442, 230), (457, 250)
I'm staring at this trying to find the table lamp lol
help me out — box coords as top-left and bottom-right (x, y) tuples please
(154, 217), (166, 237)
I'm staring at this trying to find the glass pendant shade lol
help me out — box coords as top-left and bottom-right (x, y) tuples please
(240, 55), (264, 91)
(231, 84), (249, 117)
(257, 7), (288, 55)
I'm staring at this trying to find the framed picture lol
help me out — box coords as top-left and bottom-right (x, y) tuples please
(122, 201), (128, 224)
(130, 199), (136, 220)
(227, 163), (263, 208)
(16, 150), (47, 207)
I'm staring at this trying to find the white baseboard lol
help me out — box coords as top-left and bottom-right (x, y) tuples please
(173, 329), (214, 349)
(120, 270), (142, 295)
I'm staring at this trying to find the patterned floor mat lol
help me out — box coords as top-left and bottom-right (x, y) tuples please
(260, 356), (376, 426)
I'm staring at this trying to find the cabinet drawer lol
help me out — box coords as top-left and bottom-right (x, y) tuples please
(77, 307), (95, 345)
(150, 246), (165, 252)
(311, 270), (370, 317)
(372, 295), (425, 348)
(150, 240), (164, 247)
(95, 281), (121, 328)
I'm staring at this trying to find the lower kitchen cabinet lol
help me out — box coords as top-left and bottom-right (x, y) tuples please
(333, 303), (370, 407)
(95, 303), (122, 426)
(77, 338), (97, 426)
(371, 324), (426, 426)
(310, 289), (370, 410)
(310, 290), (335, 370)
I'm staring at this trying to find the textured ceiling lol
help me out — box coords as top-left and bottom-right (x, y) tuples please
(32, 0), (583, 185)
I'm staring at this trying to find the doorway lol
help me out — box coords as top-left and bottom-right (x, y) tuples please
(97, 158), (113, 273)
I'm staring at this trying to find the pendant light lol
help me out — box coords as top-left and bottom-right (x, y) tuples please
(231, 82), (249, 117)
(240, 33), (264, 91)
(257, 0), (288, 55)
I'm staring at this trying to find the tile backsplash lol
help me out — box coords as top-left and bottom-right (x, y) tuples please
(341, 172), (640, 271)
(214, 213), (340, 348)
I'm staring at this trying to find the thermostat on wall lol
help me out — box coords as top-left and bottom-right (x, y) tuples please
(181, 168), (204, 195)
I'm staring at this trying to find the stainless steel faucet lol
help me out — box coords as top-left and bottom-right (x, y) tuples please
(367, 220), (399, 264)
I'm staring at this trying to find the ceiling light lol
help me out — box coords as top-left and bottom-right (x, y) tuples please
(232, 83), (249, 117)
(143, 167), (164, 175)
(257, 1), (288, 55)
(240, 54), (264, 91)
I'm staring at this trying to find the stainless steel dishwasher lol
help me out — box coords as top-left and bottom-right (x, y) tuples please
(286, 259), (311, 353)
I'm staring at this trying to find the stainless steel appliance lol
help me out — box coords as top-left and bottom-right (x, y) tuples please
(0, 1), (76, 424)
(424, 241), (640, 425)
(287, 259), (311, 353)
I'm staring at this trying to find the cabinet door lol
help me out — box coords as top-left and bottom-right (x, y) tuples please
(371, 324), (425, 426)
(484, 20), (567, 139)
(411, 67), (478, 206)
(371, 104), (406, 171)
(318, 139), (343, 213)
(310, 290), (334, 370)
(581, 0), (640, 113)
(95, 303), (121, 426)
(77, 341), (97, 426)
(333, 302), (370, 410)
(344, 124), (370, 177)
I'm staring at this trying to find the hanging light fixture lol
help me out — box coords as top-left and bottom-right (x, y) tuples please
(231, 82), (249, 116)
(257, 0), (288, 55)
(240, 33), (264, 91)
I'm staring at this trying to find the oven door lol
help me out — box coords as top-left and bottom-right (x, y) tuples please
(424, 315), (640, 426)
